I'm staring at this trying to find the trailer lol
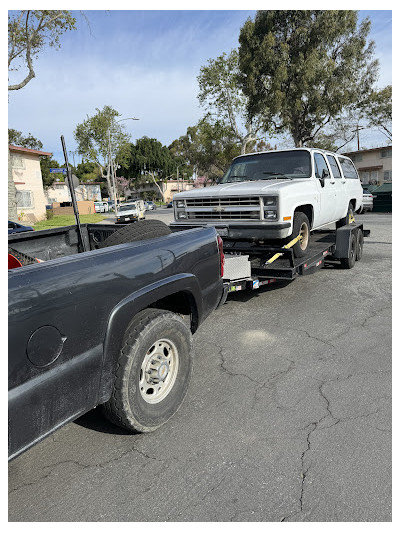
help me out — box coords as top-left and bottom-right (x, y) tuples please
(221, 221), (369, 293)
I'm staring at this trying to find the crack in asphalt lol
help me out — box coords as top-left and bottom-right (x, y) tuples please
(8, 442), (167, 496)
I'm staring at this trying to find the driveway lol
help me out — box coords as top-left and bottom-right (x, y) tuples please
(8, 213), (391, 522)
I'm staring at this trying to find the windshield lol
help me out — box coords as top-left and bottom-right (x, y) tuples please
(220, 150), (312, 183)
(118, 204), (137, 212)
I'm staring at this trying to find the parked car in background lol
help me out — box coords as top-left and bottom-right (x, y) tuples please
(361, 188), (374, 213)
(94, 202), (105, 213)
(8, 221), (34, 235)
(107, 201), (116, 212)
(144, 201), (156, 211)
(166, 202), (173, 208)
(116, 200), (146, 223)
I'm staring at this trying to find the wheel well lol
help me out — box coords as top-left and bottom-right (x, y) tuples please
(294, 205), (313, 227)
(349, 199), (356, 210)
(149, 291), (199, 333)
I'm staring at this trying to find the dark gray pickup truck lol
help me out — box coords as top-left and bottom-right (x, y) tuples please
(8, 220), (225, 460)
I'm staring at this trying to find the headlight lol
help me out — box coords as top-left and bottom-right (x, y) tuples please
(175, 200), (185, 208)
(177, 211), (187, 219)
(264, 210), (277, 219)
(263, 196), (276, 206)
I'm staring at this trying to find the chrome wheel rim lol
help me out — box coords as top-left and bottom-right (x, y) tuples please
(139, 339), (179, 404)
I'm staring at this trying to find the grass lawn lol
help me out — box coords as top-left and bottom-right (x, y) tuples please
(34, 214), (106, 231)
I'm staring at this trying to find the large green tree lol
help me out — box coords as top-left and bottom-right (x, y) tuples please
(122, 137), (188, 201)
(8, 10), (76, 220)
(361, 85), (392, 141)
(74, 105), (131, 199)
(170, 118), (241, 184)
(198, 49), (266, 154)
(238, 10), (378, 147)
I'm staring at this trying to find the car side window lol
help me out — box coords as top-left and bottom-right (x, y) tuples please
(313, 153), (330, 179)
(338, 157), (359, 179)
(326, 155), (342, 179)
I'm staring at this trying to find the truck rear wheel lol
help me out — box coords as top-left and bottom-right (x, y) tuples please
(340, 232), (357, 269)
(355, 228), (364, 261)
(102, 309), (193, 433)
(290, 212), (310, 258)
(101, 220), (171, 247)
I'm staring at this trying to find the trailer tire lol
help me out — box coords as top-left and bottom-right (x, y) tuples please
(290, 212), (310, 258)
(355, 228), (364, 261)
(101, 220), (171, 247)
(102, 309), (193, 433)
(336, 202), (354, 229)
(340, 232), (357, 269)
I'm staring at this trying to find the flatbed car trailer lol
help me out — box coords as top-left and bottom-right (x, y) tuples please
(220, 222), (369, 294)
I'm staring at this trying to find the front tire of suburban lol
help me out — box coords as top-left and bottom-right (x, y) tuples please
(102, 309), (193, 433)
(290, 212), (310, 258)
(336, 202), (354, 229)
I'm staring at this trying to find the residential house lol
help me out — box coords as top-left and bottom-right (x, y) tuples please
(9, 144), (51, 223)
(45, 181), (102, 204)
(343, 146), (392, 186)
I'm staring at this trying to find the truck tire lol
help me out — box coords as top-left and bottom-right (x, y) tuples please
(355, 228), (364, 261)
(290, 212), (310, 258)
(336, 202), (354, 229)
(340, 232), (357, 269)
(102, 309), (193, 433)
(101, 220), (171, 247)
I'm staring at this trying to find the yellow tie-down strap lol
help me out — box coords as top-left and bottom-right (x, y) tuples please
(349, 214), (356, 224)
(265, 234), (302, 265)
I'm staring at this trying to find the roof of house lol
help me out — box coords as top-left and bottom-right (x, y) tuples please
(343, 146), (392, 156)
(9, 144), (52, 157)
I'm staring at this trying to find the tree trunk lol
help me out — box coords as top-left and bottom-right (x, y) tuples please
(8, 148), (18, 221)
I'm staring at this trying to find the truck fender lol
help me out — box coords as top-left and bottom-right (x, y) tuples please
(98, 273), (203, 403)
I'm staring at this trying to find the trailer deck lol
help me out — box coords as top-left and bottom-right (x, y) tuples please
(223, 223), (370, 292)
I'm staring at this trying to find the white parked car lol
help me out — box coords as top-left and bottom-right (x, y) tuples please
(171, 148), (363, 257)
(94, 201), (105, 213)
(361, 188), (374, 213)
(116, 200), (146, 223)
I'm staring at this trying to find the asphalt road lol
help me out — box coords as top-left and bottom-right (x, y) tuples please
(8, 213), (392, 522)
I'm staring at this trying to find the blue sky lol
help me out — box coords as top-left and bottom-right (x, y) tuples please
(8, 9), (392, 164)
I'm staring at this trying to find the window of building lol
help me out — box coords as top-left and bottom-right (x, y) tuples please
(16, 190), (34, 208)
(351, 154), (363, 162)
(381, 149), (391, 159)
(338, 157), (359, 179)
(384, 170), (392, 181)
(10, 154), (25, 169)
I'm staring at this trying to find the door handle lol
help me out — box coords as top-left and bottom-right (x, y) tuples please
(330, 181), (335, 184)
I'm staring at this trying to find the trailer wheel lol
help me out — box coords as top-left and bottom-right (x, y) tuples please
(340, 232), (357, 269)
(101, 220), (171, 247)
(355, 228), (364, 261)
(102, 309), (193, 433)
(290, 212), (310, 258)
(336, 202), (354, 229)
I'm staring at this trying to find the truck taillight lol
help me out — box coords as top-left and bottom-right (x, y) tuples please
(217, 235), (224, 278)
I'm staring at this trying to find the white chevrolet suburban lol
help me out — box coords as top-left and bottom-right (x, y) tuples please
(171, 148), (363, 257)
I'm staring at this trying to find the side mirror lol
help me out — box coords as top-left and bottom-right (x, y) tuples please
(322, 168), (329, 179)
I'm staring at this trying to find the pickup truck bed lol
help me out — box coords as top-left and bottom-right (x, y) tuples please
(8, 222), (224, 460)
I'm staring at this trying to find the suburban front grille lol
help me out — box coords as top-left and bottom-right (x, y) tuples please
(185, 197), (260, 207)
(187, 211), (260, 220)
(184, 196), (262, 221)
